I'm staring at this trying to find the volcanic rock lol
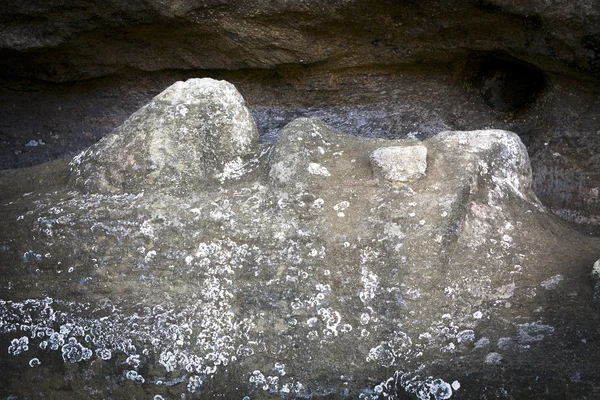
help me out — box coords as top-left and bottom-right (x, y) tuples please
(1, 1), (600, 227)
(69, 78), (259, 194)
(370, 146), (428, 183)
(0, 81), (599, 399)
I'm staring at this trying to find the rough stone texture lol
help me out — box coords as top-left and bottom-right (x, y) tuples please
(1, 1), (600, 227)
(69, 78), (259, 193)
(370, 146), (428, 183)
(1, 0), (600, 81)
(1, 85), (599, 398)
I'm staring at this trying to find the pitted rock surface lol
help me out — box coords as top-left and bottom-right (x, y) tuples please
(0, 81), (599, 399)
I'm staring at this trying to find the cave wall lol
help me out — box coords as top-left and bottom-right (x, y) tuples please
(2, 0), (600, 80)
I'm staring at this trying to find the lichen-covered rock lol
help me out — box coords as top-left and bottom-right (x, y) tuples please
(268, 118), (374, 189)
(434, 128), (536, 202)
(69, 78), (259, 193)
(1, 85), (600, 398)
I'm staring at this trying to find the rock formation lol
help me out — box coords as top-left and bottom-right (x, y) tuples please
(69, 78), (259, 193)
(0, 80), (599, 399)
(1, 1), (599, 228)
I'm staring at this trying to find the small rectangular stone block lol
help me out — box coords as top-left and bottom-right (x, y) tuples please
(370, 145), (428, 182)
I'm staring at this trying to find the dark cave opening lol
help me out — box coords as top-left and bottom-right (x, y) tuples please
(470, 52), (546, 113)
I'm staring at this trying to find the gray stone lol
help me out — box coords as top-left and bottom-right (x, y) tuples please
(1, 0), (600, 231)
(68, 78), (259, 194)
(370, 145), (428, 183)
(0, 83), (600, 399)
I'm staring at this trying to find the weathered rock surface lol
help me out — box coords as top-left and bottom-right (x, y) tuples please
(69, 78), (259, 193)
(2, 0), (600, 80)
(1, 0), (600, 227)
(1, 81), (599, 399)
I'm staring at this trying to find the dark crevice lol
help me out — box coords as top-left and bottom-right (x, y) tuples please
(465, 51), (546, 113)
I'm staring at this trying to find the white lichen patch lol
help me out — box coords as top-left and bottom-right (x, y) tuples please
(307, 162), (331, 177)
(359, 266), (379, 304)
(485, 352), (503, 365)
(366, 331), (413, 368)
(368, 371), (457, 400)
(248, 369), (306, 396)
(8, 336), (29, 355)
(29, 358), (41, 367)
(516, 322), (555, 343)
(493, 283), (516, 300)
(140, 220), (155, 238)
(216, 157), (248, 182)
(540, 274), (563, 290)
(592, 259), (600, 281)
(383, 222), (405, 239)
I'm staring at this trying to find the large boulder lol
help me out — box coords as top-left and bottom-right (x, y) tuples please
(0, 83), (599, 399)
(69, 78), (259, 193)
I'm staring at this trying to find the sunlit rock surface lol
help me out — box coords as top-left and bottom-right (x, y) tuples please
(70, 78), (259, 194)
(0, 80), (599, 399)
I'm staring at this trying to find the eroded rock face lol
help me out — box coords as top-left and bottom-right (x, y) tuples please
(1, 0), (600, 228)
(69, 78), (259, 193)
(2, 0), (600, 80)
(1, 81), (599, 399)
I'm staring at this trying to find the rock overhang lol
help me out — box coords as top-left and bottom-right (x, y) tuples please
(2, 0), (600, 80)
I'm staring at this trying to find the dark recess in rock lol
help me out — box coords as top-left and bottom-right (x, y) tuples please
(582, 34), (600, 70)
(468, 51), (546, 113)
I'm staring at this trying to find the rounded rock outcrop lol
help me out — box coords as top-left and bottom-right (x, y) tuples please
(69, 78), (259, 193)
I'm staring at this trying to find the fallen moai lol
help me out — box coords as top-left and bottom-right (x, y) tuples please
(1, 79), (599, 399)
